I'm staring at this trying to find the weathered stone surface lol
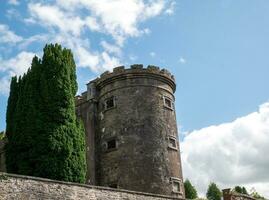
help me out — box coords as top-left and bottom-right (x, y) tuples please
(223, 188), (256, 200)
(0, 173), (182, 200)
(76, 65), (184, 198)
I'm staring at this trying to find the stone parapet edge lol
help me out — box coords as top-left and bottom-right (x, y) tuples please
(94, 65), (176, 92)
(0, 172), (183, 200)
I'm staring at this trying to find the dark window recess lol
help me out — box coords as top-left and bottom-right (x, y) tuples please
(164, 97), (173, 109)
(165, 98), (172, 107)
(107, 139), (116, 150)
(105, 97), (115, 109)
(169, 138), (177, 149)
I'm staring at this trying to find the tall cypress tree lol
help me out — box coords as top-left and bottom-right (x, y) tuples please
(5, 76), (19, 172)
(37, 44), (86, 182)
(5, 44), (86, 183)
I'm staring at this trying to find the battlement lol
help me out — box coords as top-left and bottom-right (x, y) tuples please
(98, 64), (175, 80)
(89, 64), (176, 92)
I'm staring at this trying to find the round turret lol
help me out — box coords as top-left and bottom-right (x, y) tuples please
(88, 64), (184, 197)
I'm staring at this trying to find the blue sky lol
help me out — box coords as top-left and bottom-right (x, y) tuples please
(0, 0), (269, 197)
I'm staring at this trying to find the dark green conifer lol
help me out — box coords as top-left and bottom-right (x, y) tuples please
(5, 44), (86, 183)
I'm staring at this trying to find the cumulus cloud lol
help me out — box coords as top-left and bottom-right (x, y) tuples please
(54, 0), (169, 44)
(181, 102), (269, 198)
(0, 51), (36, 76)
(27, 3), (85, 37)
(0, 0), (174, 95)
(0, 24), (23, 44)
(0, 51), (36, 95)
(23, 0), (173, 73)
(101, 41), (122, 56)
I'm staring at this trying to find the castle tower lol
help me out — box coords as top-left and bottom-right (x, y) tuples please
(76, 64), (184, 198)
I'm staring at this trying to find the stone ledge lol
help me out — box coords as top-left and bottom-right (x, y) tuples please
(0, 172), (183, 200)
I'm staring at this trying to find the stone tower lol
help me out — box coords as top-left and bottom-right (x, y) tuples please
(75, 64), (184, 198)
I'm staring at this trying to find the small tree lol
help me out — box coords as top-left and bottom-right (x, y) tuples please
(184, 179), (198, 199)
(234, 186), (248, 195)
(250, 188), (266, 200)
(206, 182), (222, 200)
(242, 187), (248, 195)
(234, 186), (243, 193)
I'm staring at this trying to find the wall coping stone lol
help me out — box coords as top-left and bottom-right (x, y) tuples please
(0, 172), (183, 200)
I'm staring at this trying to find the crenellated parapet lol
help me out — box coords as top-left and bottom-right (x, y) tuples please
(89, 64), (176, 92)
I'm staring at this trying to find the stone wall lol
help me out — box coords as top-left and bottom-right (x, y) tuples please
(0, 173), (183, 200)
(223, 188), (256, 200)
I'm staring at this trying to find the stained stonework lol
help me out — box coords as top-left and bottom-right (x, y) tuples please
(0, 173), (183, 200)
(76, 65), (185, 198)
(223, 189), (256, 200)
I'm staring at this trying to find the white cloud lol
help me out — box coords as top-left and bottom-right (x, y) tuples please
(6, 8), (21, 19)
(101, 41), (121, 56)
(23, 0), (173, 73)
(179, 57), (186, 64)
(0, 24), (23, 44)
(181, 102), (269, 198)
(0, 77), (11, 96)
(54, 0), (171, 45)
(0, 51), (36, 95)
(0, 51), (36, 76)
(165, 1), (176, 15)
(150, 52), (156, 57)
(84, 16), (101, 32)
(0, 0), (174, 96)
(18, 34), (49, 50)
(27, 3), (85, 36)
(8, 0), (20, 6)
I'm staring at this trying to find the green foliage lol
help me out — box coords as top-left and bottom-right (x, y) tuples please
(251, 189), (266, 200)
(242, 187), (248, 195)
(0, 131), (5, 140)
(234, 186), (243, 194)
(206, 183), (222, 200)
(234, 186), (248, 195)
(184, 179), (198, 199)
(5, 44), (86, 183)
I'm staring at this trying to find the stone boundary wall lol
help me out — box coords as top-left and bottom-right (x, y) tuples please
(0, 173), (183, 200)
(223, 189), (256, 200)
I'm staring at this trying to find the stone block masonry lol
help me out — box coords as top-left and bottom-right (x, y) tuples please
(76, 65), (184, 197)
(0, 173), (183, 200)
